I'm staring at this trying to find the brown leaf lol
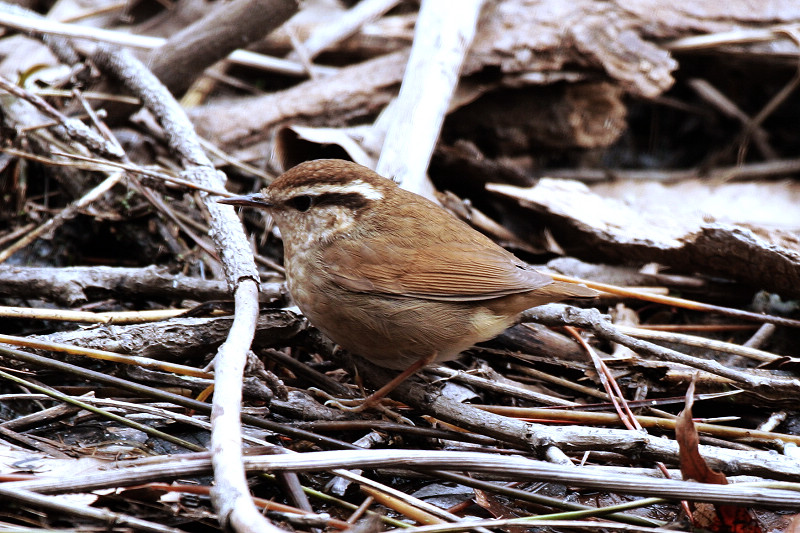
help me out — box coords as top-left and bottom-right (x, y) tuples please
(676, 378), (763, 533)
(785, 514), (800, 533)
(473, 488), (516, 520)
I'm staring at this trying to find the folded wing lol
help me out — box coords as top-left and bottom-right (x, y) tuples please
(322, 236), (555, 302)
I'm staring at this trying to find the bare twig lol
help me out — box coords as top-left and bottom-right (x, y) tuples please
(146, 0), (299, 96)
(0, 76), (124, 159)
(616, 325), (781, 363)
(0, 333), (213, 377)
(688, 78), (776, 160)
(13, 450), (800, 509)
(289, 0), (401, 61)
(427, 365), (578, 407)
(549, 274), (800, 329)
(0, 9), (333, 77)
(524, 304), (800, 400)
(90, 44), (278, 533)
(665, 24), (800, 51)
(375, 0), (485, 198)
(0, 264), (252, 306)
(0, 171), (125, 265)
(0, 2), (80, 67)
(475, 405), (800, 445)
(0, 486), (186, 533)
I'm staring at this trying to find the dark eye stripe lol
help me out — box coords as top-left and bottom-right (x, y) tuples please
(313, 192), (371, 211)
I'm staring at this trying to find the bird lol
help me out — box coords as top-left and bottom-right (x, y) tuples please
(220, 159), (596, 408)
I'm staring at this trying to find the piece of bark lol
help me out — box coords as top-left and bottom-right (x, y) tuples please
(461, 0), (676, 98)
(27, 310), (305, 360)
(147, 0), (299, 98)
(191, 0), (800, 151)
(590, 179), (800, 230)
(189, 49), (408, 147)
(0, 265), (285, 306)
(620, 0), (800, 35)
(488, 179), (800, 298)
(464, 0), (799, 97)
(444, 82), (627, 154)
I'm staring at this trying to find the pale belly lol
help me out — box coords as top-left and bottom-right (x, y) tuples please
(287, 270), (513, 370)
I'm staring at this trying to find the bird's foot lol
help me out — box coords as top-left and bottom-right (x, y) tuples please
(310, 388), (413, 423)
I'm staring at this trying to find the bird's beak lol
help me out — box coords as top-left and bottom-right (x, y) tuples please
(218, 193), (273, 209)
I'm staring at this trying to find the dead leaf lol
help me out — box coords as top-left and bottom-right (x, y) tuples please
(677, 378), (763, 533)
(474, 487), (515, 519)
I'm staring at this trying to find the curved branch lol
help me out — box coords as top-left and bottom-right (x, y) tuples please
(91, 44), (282, 533)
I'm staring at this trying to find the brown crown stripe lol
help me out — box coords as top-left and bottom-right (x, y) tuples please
(278, 160), (391, 190)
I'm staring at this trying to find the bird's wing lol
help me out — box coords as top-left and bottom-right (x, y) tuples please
(321, 235), (554, 302)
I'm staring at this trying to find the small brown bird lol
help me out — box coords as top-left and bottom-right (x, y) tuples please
(220, 159), (595, 406)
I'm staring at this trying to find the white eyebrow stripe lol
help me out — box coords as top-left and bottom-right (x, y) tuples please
(305, 180), (384, 200)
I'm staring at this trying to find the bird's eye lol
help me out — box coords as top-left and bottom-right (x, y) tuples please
(289, 195), (313, 212)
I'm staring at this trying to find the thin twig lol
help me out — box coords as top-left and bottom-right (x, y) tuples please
(0, 170), (125, 265)
(524, 305), (800, 400)
(289, 0), (401, 61)
(0, 76), (124, 159)
(616, 325), (781, 363)
(90, 44), (276, 533)
(550, 273), (800, 329)
(0, 9), (335, 77)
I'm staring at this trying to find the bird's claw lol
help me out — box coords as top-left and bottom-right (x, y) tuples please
(323, 397), (369, 412)
(311, 389), (413, 424)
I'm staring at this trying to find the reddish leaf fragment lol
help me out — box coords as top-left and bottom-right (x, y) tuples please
(473, 487), (516, 519)
(676, 379), (763, 533)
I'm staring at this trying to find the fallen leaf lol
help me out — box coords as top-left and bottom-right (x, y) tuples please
(676, 378), (763, 533)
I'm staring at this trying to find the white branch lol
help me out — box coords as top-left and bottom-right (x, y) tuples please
(375, 0), (485, 198)
(0, 10), (335, 77)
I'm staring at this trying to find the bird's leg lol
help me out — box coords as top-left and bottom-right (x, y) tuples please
(326, 352), (438, 413)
